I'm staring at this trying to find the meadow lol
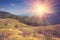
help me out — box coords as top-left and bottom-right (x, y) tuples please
(0, 18), (60, 40)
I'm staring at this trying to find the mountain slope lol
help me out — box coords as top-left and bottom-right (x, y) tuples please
(0, 11), (60, 40)
(0, 11), (19, 19)
(0, 18), (28, 29)
(0, 20), (60, 40)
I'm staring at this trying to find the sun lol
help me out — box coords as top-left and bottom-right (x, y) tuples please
(34, 4), (49, 15)
(37, 6), (46, 13)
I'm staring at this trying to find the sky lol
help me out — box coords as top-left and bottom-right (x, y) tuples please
(0, 0), (32, 15)
(0, 0), (60, 15)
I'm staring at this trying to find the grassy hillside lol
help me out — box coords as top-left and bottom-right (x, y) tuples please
(0, 11), (60, 40)
(0, 18), (28, 28)
(0, 18), (60, 40)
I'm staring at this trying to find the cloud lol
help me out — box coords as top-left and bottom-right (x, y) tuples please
(10, 3), (16, 6)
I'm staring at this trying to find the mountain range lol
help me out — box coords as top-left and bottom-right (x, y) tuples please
(0, 11), (60, 26)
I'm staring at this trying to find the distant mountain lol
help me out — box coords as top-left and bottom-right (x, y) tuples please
(0, 11), (60, 26)
(0, 11), (19, 19)
(0, 11), (40, 26)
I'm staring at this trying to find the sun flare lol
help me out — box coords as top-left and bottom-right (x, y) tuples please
(27, 0), (56, 17)
(33, 4), (50, 15)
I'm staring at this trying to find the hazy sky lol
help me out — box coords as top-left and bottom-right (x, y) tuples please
(0, 0), (31, 15)
(0, 0), (60, 15)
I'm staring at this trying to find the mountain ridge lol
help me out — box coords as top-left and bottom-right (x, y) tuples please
(0, 11), (60, 26)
